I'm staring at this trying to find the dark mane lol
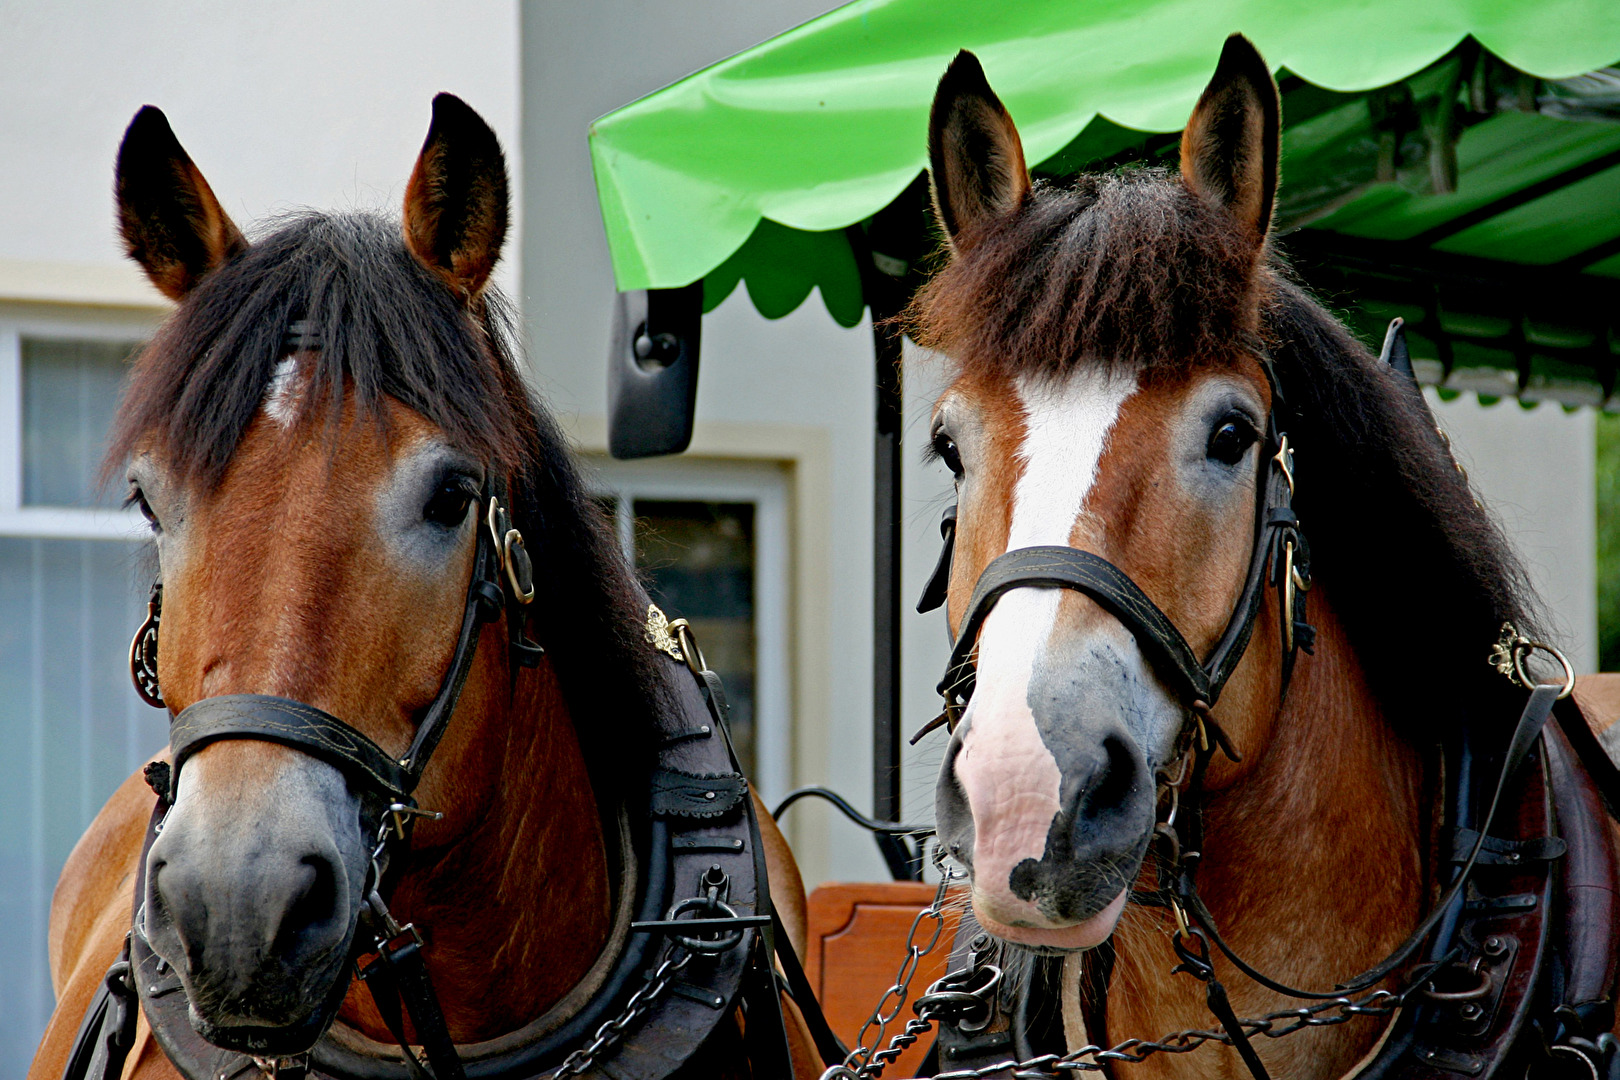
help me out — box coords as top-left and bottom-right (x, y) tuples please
(909, 169), (1262, 379)
(908, 169), (1540, 733)
(106, 211), (673, 793)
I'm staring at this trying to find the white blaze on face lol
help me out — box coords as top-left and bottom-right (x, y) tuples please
(956, 367), (1137, 931)
(263, 357), (300, 427)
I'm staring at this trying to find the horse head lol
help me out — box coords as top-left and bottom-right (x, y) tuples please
(110, 96), (616, 1055)
(915, 37), (1291, 951)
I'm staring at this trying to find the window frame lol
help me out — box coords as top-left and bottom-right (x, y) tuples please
(0, 315), (153, 541)
(586, 456), (793, 803)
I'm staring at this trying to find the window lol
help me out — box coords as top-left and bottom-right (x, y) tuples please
(0, 323), (160, 1074)
(590, 458), (792, 803)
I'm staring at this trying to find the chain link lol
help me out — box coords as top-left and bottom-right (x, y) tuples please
(919, 985), (1405, 1077)
(542, 948), (695, 1079)
(822, 865), (957, 1080)
(829, 874), (1424, 1080)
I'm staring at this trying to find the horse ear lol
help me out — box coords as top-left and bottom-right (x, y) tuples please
(403, 93), (508, 302)
(115, 106), (246, 301)
(1179, 34), (1280, 244)
(928, 50), (1030, 252)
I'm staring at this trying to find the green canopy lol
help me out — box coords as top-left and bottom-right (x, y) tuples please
(590, 0), (1620, 405)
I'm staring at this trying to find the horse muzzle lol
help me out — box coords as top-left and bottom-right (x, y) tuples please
(142, 741), (371, 1055)
(935, 618), (1170, 951)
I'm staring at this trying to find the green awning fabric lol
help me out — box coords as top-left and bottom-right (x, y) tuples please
(590, 0), (1620, 300)
(590, 0), (1620, 405)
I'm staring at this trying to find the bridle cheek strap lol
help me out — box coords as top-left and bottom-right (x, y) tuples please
(937, 431), (1309, 725)
(163, 477), (510, 807)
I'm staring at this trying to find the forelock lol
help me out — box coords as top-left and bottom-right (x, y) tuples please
(906, 168), (1264, 382)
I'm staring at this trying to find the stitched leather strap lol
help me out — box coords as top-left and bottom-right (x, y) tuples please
(946, 545), (1214, 706)
(171, 694), (410, 800)
(938, 421), (1304, 719)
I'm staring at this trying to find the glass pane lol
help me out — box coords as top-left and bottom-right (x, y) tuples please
(632, 500), (757, 779)
(0, 537), (161, 1073)
(22, 337), (142, 508)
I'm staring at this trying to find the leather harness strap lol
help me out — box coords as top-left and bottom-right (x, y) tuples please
(922, 322), (1620, 1079)
(119, 621), (779, 1080)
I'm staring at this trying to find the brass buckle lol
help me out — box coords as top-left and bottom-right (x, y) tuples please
(1281, 538), (1311, 653)
(670, 618), (708, 678)
(486, 495), (535, 605)
(503, 529), (535, 604)
(486, 496), (507, 574)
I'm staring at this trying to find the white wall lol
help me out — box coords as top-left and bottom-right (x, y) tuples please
(0, 0), (520, 293)
(518, 0), (899, 887)
(1430, 392), (1598, 672)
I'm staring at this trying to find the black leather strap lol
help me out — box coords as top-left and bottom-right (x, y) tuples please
(1180, 685), (1561, 1001)
(165, 478), (507, 804)
(945, 545), (1215, 708)
(360, 932), (467, 1080)
(171, 695), (410, 801)
(937, 412), (1306, 722)
(354, 957), (435, 1080)
(57, 938), (136, 1080)
(772, 908), (849, 1066)
(1203, 975), (1272, 1080)
(916, 504), (956, 615)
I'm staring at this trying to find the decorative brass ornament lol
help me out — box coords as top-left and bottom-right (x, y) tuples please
(644, 604), (685, 662)
(1272, 435), (1296, 497)
(130, 584), (164, 708)
(1489, 622), (1575, 700)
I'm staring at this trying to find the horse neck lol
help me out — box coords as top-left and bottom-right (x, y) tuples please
(343, 660), (612, 1043)
(1103, 585), (1431, 1078)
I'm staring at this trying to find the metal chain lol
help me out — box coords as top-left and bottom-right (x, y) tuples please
(542, 948), (694, 1079)
(821, 864), (957, 1080)
(920, 984), (1406, 1078)
(841, 946), (1423, 1080)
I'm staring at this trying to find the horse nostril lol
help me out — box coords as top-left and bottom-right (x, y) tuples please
(277, 853), (342, 952)
(1090, 734), (1138, 810)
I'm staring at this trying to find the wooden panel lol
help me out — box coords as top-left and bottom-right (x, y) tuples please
(805, 882), (961, 1080)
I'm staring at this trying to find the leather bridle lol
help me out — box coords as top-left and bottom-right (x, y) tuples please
(156, 473), (543, 811)
(913, 339), (1620, 1079)
(128, 459), (544, 1079)
(918, 356), (1314, 745)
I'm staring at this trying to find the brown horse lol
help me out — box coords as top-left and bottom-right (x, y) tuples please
(30, 96), (814, 1079)
(909, 36), (1620, 1078)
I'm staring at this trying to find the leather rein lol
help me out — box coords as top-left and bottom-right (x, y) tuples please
(906, 339), (1620, 1079)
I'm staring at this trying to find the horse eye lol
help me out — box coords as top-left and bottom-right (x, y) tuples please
(932, 431), (964, 477)
(1206, 417), (1257, 467)
(126, 485), (160, 532)
(423, 481), (474, 527)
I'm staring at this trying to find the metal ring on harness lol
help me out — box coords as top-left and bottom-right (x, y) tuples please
(1513, 640), (1576, 701)
(664, 895), (747, 955)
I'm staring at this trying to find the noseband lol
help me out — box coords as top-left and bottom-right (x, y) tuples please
(918, 357), (1314, 743)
